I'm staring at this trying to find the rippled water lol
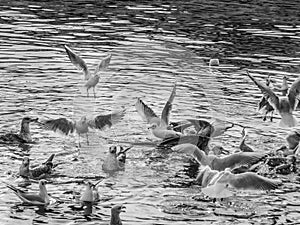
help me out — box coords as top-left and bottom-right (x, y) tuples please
(0, 0), (300, 224)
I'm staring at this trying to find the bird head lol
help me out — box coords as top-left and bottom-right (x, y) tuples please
(22, 117), (39, 124)
(148, 123), (158, 130)
(22, 157), (30, 166)
(111, 204), (126, 215)
(39, 180), (47, 188)
(109, 146), (117, 154)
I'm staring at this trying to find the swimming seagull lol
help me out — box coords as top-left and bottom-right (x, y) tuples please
(135, 82), (182, 139)
(197, 165), (281, 198)
(0, 117), (38, 144)
(102, 145), (132, 172)
(19, 154), (55, 179)
(209, 59), (219, 67)
(64, 45), (112, 98)
(239, 128), (254, 152)
(5, 180), (50, 206)
(41, 109), (126, 147)
(173, 143), (265, 171)
(247, 71), (300, 127)
(110, 204), (126, 225)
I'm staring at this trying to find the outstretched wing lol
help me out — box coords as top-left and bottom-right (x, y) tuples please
(229, 172), (281, 190)
(288, 76), (300, 110)
(135, 98), (160, 125)
(43, 118), (75, 135)
(161, 82), (176, 128)
(246, 71), (280, 110)
(94, 53), (112, 75)
(215, 152), (265, 171)
(64, 45), (90, 80)
(88, 109), (126, 130)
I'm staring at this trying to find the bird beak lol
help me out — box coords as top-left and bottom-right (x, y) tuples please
(221, 148), (230, 155)
(121, 205), (126, 212)
(31, 118), (39, 122)
(122, 146), (133, 153)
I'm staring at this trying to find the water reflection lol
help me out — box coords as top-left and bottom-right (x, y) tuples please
(0, 0), (299, 224)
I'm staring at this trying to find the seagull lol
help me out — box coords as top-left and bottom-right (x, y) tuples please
(41, 109), (126, 147)
(19, 154), (55, 179)
(173, 143), (265, 171)
(209, 58), (219, 67)
(197, 165), (281, 198)
(0, 117), (38, 144)
(247, 71), (300, 127)
(80, 181), (94, 203)
(102, 145), (132, 172)
(274, 75), (289, 96)
(64, 45), (112, 98)
(239, 128), (254, 152)
(110, 204), (126, 225)
(258, 75), (275, 122)
(135, 82), (182, 139)
(5, 180), (49, 206)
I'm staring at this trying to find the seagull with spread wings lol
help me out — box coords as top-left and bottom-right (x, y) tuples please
(4, 180), (50, 206)
(64, 45), (112, 98)
(41, 109), (126, 147)
(135, 82), (182, 139)
(247, 71), (300, 127)
(19, 154), (55, 179)
(173, 143), (265, 171)
(197, 165), (281, 198)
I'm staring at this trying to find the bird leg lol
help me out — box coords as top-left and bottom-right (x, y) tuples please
(78, 134), (82, 148)
(86, 133), (89, 145)
(93, 87), (96, 98)
(86, 88), (89, 97)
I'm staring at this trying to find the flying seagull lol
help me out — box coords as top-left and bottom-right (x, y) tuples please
(64, 45), (112, 98)
(0, 117), (38, 144)
(135, 82), (182, 139)
(5, 180), (50, 206)
(173, 143), (265, 171)
(41, 109), (126, 147)
(247, 71), (300, 127)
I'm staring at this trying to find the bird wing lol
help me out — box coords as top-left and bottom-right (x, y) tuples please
(214, 152), (265, 171)
(246, 71), (280, 110)
(288, 76), (300, 110)
(87, 109), (126, 130)
(135, 98), (160, 124)
(228, 172), (282, 190)
(64, 45), (90, 80)
(17, 193), (46, 204)
(160, 82), (176, 128)
(94, 53), (112, 75)
(43, 154), (55, 164)
(43, 118), (75, 135)
(186, 119), (212, 134)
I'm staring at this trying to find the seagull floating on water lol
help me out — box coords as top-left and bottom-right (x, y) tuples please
(173, 143), (265, 171)
(64, 45), (112, 98)
(41, 109), (126, 147)
(197, 165), (282, 198)
(5, 180), (49, 206)
(135, 82), (182, 139)
(102, 145), (132, 172)
(19, 154), (55, 179)
(247, 71), (300, 127)
(0, 117), (38, 144)
(209, 58), (219, 67)
(110, 204), (126, 225)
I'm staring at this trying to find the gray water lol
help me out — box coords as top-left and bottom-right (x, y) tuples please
(0, 0), (299, 224)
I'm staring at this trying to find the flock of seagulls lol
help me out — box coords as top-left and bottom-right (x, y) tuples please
(1, 46), (299, 224)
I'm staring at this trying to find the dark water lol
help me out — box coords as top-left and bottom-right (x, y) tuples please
(0, 0), (299, 224)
